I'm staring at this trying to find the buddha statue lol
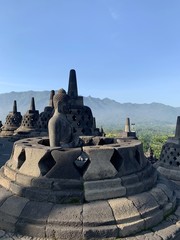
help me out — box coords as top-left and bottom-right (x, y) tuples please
(48, 88), (81, 148)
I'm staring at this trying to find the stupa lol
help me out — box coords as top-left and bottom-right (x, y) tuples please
(37, 90), (55, 135)
(156, 116), (180, 190)
(14, 97), (39, 137)
(120, 117), (137, 138)
(65, 69), (101, 136)
(0, 70), (177, 239)
(0, 100), (22, 136)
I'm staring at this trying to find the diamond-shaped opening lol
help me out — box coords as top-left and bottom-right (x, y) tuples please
(74, 152), (90, 176)
(72, 115), (76, 121)
(98, 139), (106, 145)
(135, 149), (141, 165)
(17, 149), (26, 169)
(110, 149), (123, 171)
(38, 153), (56, 176)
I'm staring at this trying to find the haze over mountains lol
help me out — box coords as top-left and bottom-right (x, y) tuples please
(0, 91), (179, 130)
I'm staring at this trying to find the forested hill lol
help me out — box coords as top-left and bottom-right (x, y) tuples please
(0, 91), (179, 130)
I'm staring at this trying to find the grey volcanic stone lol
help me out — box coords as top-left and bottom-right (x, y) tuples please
(129, 192), (160, 218)
(46, 204), (83, 240)
(16, 201), (53, 238)
(84, 178), (126, 201)
(0, 186), (13, 206)
(83, 200), (118, 239)
(0, 196), (29, 232)
(46, 148), (82, 179)
(109, 197), (145, 237)
(83, 146), (117, 181)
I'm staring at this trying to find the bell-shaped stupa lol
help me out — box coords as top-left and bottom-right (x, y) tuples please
(0, 100), (22, 136)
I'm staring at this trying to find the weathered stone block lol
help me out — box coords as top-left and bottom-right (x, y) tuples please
(46, 204), (82, 239)
(9, 144), (24, 170)
(149, 187), (168, 207)
(31, 177), (53, 189)
(84, 178), (126, 201)
(83, 147), (117, 180)
(52, 179), (83, 191)
(157, 166), (171, 179)
(0, 195), (29, 217)
(16, 222), (46, 238)
(115, 144), (147, 177)
(47, 190), (83, 204)
(19, 147), (51, 177)
(48, 203), (82, 226)
(3, 165), (17, 181)
(0, 195), (29, 232)
(128, 192), (160, 218)
(15, 173), (33, 186)
(9, 181), (25, 196)
(136, 163), (154, 181)
(0, 211), (17, 232)
(46, 148), (82, 179)
(17, 201), (53, 224)
(152, 220), (180, 240)
(144, 210), (164, 229)
(83, 200), (116, 227)
(126, 181), (145, 196)
(0, 170), (11, 190)
(83, 225), (118, 240)
(46, 204), (83, 240)
(121, 173), (139, 185)
(109, 194), (145, 237)
(169, 169), (180, 181)
(118, 219), (145, 237)
(0, 186), (13, 207)
(108, 197), (142, 224)
(142, 173), (157, 192)
(24, 188), (49, 202)
(156, 183), (173, 201)
(47, 226), (83, 240)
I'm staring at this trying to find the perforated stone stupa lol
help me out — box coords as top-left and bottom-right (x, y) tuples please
(156, 116), (180, 189)
(0, 100), (22, 136)
(37, 90), (55, 135)
(0, 69), (176, 239)
(64, 69), (101, 136)
(14, 97), (39, 136)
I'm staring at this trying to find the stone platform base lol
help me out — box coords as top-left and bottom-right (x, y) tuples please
(0, 136), (177, 239)
(0, 176), (176, 239)
(2, 207), (180, 240)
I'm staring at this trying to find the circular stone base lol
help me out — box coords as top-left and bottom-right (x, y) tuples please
(0, 179), (176, 239)
(0, 136), (177, 239)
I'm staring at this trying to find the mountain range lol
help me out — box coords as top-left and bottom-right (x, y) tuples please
(0, 91), (179, 130)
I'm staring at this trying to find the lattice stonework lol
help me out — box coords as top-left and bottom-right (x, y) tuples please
(160, 144), (180, 167)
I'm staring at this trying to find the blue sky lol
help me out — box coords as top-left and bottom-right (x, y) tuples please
(0, 0), (180, 106)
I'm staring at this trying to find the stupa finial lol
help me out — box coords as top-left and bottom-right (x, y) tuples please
(13, 100), (17, 113)
(68, 69), (78, 98)
(49, 90), (55, 108)
(125, 117), (131, 132)
(175, 116), (180, 138)
(30, 97), (36, 111)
